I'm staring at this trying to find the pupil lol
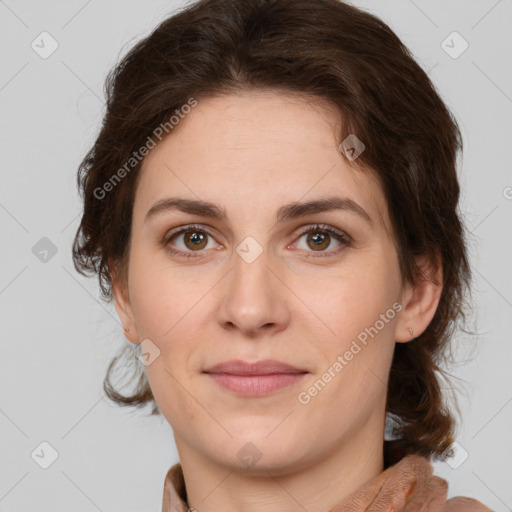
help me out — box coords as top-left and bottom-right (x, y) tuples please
(190, 232), (203, 245)
(312, 233), (324, 245)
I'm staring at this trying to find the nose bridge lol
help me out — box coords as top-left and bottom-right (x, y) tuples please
(232, 239), (270, 294)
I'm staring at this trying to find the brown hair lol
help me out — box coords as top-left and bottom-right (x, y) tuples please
(72, 0), (473, 469)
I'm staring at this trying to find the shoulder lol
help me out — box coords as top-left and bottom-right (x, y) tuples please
(444, 496), (495, 511)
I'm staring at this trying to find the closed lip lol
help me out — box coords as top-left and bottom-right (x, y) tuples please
(203, 359), (308, 375)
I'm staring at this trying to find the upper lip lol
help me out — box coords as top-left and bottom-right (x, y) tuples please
(203, 359), (307, 375)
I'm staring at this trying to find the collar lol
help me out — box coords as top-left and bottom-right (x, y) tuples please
(160, 454), (488, 512)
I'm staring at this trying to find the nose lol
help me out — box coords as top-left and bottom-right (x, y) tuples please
(217, 248), (291, 337)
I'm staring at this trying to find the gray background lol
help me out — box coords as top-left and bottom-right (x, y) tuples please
(1, 0), (511, 510)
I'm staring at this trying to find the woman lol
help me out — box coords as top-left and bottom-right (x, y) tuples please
(72, 0), (493, 510)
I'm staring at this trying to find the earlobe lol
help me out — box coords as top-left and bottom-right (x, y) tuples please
(109, 258), (139, 344)
(394, 255), (443, 344)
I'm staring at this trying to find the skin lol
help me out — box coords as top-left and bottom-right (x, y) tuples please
(111, 90), (443, 512)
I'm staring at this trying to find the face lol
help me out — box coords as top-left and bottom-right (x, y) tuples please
(113, 90), (425, 475)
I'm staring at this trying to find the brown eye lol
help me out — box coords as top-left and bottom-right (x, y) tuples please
(182, 230), (208, 251)
(164, 224), (217, 259)
(305, 231), (331, 251)
(293, 224), (352, 258)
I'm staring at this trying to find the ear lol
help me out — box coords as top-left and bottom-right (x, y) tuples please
(109, 258), (139, 344)
(394, 253), (443, 343)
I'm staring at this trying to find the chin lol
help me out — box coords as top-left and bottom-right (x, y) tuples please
(204, 435), (312, 475)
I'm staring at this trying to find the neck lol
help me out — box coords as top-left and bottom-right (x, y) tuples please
(175, 415), (385, 512)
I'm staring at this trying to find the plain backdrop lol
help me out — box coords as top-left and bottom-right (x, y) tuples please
(0, 0), (511, 510)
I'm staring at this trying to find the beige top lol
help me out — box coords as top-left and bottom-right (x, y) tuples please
(161, 454), (494, 511)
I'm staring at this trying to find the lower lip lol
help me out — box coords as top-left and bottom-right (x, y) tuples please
(205, 373), (307, 396)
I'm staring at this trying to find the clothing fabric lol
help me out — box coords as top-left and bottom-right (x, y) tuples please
(161, 454), (493, 512)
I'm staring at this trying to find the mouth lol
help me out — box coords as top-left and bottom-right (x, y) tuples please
(202, 359), (308, 396)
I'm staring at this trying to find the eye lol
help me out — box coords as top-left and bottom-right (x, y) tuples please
(163, 224), (219, 259)
(291, 224), (352, 258)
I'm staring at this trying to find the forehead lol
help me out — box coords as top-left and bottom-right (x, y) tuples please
(135, 90), (389, 231)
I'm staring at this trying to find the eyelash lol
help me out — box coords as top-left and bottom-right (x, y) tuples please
(162, 223), (352, 260)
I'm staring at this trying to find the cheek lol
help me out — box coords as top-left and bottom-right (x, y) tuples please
(292, 257), (399, 341)
(293, 254), (400, 401)
(126, 245), (200, 339)
(144, 360), (201, 437)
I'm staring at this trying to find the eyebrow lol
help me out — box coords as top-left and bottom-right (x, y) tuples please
(145, 196), (373, 226)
